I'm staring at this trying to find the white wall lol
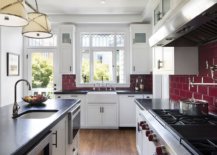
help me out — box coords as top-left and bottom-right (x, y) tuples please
(0, 27), (23, 107)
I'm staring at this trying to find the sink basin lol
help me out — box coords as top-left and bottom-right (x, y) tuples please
(87, 91), (117, 95)
(18, 110), (58, 119)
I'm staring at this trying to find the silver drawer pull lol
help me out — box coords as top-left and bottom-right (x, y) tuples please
(128, 95), (135, 97)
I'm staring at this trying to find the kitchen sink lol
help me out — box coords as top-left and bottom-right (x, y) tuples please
(18, 110), (58, 119)
(87, 91), (118, 104)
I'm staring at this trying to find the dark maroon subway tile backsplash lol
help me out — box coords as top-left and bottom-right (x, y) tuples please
(62, 74), (152, 92)
(170, 41), (217, 114)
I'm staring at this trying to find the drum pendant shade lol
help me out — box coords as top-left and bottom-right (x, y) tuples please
(0, 0), (28, 26)
(22, 12), (52, 38)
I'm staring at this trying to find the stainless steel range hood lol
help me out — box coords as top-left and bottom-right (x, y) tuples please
(149, 0), (217, 47)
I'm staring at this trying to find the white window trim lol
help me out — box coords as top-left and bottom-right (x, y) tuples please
(76, 25), (130, 87)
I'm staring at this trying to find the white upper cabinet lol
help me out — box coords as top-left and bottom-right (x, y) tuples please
(130, 24), (152, 74)
(153, 47), (198, 75)
(153, 0), (188, 31)
(59, 25), (75, 74)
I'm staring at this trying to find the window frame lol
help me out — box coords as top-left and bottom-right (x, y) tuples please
(76, 26), (130, 87)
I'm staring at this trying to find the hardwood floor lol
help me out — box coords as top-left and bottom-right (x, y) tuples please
(80, 129), (138, 155)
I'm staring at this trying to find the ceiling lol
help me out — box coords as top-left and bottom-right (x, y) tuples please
(27, 0), (147, 15)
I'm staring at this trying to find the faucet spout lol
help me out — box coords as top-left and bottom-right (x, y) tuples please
(13, 79), (31, 118)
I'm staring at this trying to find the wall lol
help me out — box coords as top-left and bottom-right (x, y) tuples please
(170, 41), (217, 114)
(0, 27), (23, 107)
(62, 74), (152, 92)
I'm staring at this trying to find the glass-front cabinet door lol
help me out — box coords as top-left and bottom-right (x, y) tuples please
(154, 0), (171, 25)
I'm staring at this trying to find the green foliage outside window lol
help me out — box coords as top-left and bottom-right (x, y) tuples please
(32, 57), (53, 88)
(81, 59), (110, 83)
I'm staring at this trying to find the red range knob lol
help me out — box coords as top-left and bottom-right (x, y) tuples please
(156, 145), (167, 155)
(139, 121), (146, 126)
(142, 124), (149, 130)
(148, 134), (157, 141)
(145, 130), (153, 137)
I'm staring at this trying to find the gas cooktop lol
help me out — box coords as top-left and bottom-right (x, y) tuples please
(150, 109), (217, 155)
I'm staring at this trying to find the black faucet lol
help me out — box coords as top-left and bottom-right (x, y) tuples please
(13, 79), (31, 118)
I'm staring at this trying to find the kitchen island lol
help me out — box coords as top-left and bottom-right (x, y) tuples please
(0, 99), (80, 155)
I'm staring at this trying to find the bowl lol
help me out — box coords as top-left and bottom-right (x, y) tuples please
(23, 95), (48, 105)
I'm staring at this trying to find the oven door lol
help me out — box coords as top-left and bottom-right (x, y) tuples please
(68, 103), (81, 144)
(27, 132), (52, 155)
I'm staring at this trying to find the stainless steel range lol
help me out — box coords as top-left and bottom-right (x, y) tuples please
(136, 99), (217, 155)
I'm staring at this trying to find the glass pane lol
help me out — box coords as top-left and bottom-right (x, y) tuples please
(116, 50), (125, 84)
(92, 34), (114, 47)
(31, 52), (54, 98)
(28, 35), (57, 47)
(162, 0), (170, 15)
(81, 34), (90, 47)
(81, 50), (90, 83)
(116, 34), (125, 47)
(134, 33), (146, 43)
(93, 51), (113, 82)
(154, 4), (161, 25)
(62, 33), (71, 44)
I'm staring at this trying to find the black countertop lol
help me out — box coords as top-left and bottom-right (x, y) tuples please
(135, 98), (180, 110)
(0, 99), (80, 155)
(54, 90), (152, 95)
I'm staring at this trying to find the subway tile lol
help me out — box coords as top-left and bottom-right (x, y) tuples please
(198, 86), (207, 95)
(209, 87), (217, 97)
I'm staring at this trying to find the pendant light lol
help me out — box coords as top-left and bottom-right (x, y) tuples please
(22, 0), (52, 39)
(0, 0), (28, 26)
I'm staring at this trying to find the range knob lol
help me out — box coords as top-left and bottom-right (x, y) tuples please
(141, 124), (149, 130)
(139, 121), (146, 126)
(156, 145), (167, 155)
(148, 134), (157, 141)
(145, 130), (153, 137)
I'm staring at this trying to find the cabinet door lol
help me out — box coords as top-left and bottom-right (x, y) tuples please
(86, 104), (102, 127)
(119, 95), (143, 127)
(162, 47), (174, 72)
(52, 118), (66, 155)
(102, 104), (118, 127)
(153, 47), (163, 73)
(59, 46), (73, 74)
(132, 47), (150, 74)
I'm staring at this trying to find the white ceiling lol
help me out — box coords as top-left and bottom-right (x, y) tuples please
(28, 0), (147, 15)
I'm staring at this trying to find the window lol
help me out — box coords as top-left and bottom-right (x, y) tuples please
(28, 35), (57, 47)
(80, 33), (126, 84)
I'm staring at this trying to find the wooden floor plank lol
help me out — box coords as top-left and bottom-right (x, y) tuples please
(80, 129), (138, 155)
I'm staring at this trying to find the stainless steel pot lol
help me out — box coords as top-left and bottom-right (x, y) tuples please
(179, 99), (208, 116)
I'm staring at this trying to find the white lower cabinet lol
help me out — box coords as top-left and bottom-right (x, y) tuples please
(55, 94), (86, 128)
(86, 103), (118, 128)
(52, 117), (66, 155)
(86, 104), (102, 127)
(119, 94), (152, 127)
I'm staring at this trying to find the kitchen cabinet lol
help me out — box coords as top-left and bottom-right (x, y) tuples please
(130, 24), (152, 74)
(154, 0), (171, 25)
(86, 92), (118, 128)
(119, 94), (152, 127)
(52, 117), (66, 155)
(86, 103), (118, 128)
(153, 47), (198, 75)
(55, 94), (86, 128)
(59, 25), (75, 74)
